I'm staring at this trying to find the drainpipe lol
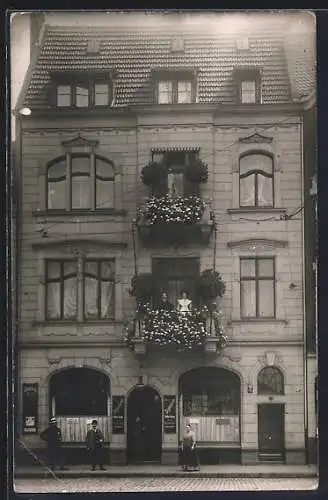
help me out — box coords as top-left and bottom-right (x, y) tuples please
(300, 113), (309, 465)
(13, 112), (22, 458)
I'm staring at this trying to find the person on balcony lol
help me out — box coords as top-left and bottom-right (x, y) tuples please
(86, 420), (106, 471)
(40, 417), (68, 471)
(177, 291), (192, 315)
(157, 292), (174, 312)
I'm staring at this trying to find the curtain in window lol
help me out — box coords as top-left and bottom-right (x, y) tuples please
(258, 174), (273, 206)
(71, 156), (91, 209)
(240, 174), (255, 206)
(84, 261), (115, 318)
(76, 84), (89, 107)
(177, 81), (192, 103)
(94, 84), (109, 106)
(158, 81), (173, 104)
(96, 158), (114, 209)
(167, 172), (184, 198)
(241, 81), (256, 103)
(240, 281), (256, 317)
(47, 159), (66, 209)
(57, 85), (71, 107)
(46, 261), (77, 319)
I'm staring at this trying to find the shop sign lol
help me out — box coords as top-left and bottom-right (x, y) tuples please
(189, 418), (200, 425)
(164, 395), (176, 433)
(67, 418), (79, 423)
(216, 418), (230, 425)
(112, 396), (125, 434)
(22, 383), (38, 434)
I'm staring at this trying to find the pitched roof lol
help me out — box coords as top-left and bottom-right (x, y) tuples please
(22, 13), (316, 109)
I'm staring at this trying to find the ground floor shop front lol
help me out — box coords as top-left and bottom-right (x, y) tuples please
(17, 344), (312, 465)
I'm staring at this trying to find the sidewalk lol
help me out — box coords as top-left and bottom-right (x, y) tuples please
(14, 464), (318, 479)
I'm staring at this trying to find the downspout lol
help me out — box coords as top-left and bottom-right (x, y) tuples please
(13, 112), (22, 457)
(300, 112), (309, 465)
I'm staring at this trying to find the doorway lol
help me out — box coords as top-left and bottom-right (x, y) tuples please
(127, 386), (162, 463)
(258, 404), (285, 462)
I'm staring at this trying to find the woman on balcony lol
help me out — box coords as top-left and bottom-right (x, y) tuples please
(157, 292), (174, 312)
(177, 291), (192, 316)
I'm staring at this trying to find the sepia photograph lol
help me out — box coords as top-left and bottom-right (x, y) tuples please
(10, 9), (318, 493)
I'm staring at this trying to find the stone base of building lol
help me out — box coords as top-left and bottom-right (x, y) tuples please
(241, 450), (259, 464)
(307, 438), (318, 464)
(285, 449), (306, 465)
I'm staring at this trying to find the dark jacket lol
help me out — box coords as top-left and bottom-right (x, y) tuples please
(40, 425), (62, 447)
(86, 428), (104, 450)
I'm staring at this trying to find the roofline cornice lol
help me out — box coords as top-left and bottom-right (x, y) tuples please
(15, 101), (307, 122)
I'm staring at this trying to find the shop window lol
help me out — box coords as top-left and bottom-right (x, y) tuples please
(45, 258), (115, 321)
(46, 154), (115, 211)
(152, 257), (199, 307)
(240, 257), (275, 319)
(180, 367), (240, 417)
(50, 368), (110, 416)
(257, 366), (284, 395)
(239, 153), (274, 208)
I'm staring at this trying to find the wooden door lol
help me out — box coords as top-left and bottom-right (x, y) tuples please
(258, 404), (285, 461)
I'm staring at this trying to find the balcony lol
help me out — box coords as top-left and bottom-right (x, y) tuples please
(135, 195), (215, 247)
(126, 306), (227, 357)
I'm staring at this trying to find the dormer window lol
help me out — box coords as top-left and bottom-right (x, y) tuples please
(158, 80), (193, 104)
(153, 69), (197, 105)
(234, 68), (262, 104)
(54, 73), (113, 108)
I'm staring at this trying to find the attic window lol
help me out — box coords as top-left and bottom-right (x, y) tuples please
(55, 75), (112, 108)
(236, 37), (249, 50)
(171, 36), (185, 53)
(152, 69), (196, 104)
(87, 39), (100, 54)
(234, 68), (262, 104)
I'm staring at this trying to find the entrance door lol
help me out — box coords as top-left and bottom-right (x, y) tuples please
(258, 404), (285, 462)
(127, 386), (162, 463)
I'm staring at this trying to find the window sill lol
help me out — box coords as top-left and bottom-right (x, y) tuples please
(32, 208), (127, 217)
(33, 320), (123, 326)
(227, 208), (287, 215)
(228, 318), (288, 325)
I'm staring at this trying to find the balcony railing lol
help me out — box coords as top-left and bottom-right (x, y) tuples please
(136, 195), (214, 246)
(127, 306), (227, 356)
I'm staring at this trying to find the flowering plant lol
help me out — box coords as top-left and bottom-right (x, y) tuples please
(141, 161), (167, 186)
(197, 269), (226, 300)
(138, 195), (205, 225)
(129, 274), (155, 306)
(141, 304), (209, 350)
(185, 159), (209, 183)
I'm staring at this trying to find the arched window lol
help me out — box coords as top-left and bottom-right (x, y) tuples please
(46, 154), (115, 211)
(180, 367), (240, 416)
(50, 368), (110, 416)
(257, 366), (284, 395)
(239, 153), (274, 208)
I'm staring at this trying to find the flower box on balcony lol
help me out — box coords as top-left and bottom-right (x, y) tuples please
(136, 196), (214, 246)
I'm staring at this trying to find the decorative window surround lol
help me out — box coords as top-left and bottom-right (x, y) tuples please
(35, 242), (124, 323)
(36, 135), (124, 213)
(231, 132), (281, 210)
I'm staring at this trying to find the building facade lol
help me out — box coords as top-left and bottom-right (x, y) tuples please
(14, 11), (317, 466)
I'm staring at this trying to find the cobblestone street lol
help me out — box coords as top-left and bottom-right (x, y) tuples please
(14, 476), (318, 493)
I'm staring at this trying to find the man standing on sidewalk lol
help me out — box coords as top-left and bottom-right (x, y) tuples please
(86, 420), (106, 471)
(40, 417), (68, 471)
